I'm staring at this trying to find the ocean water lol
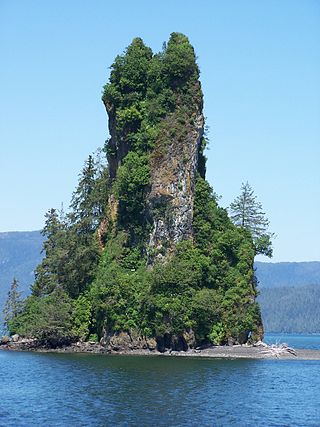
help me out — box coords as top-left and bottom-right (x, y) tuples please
(264, 332), (320, 350)
(0, 336), (320, 427)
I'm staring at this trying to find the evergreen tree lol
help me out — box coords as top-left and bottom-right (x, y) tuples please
(32, 208), (66, 296)
(229, 182), (273, 257)
(69, 155), (101, 232)
(62, 155), (103, 298)
(32, 155), (106, 300)
(3, 278), (23, 332)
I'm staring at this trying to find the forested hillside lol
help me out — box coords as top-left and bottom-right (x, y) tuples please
(255, 261), (320, 333)
(258, 285), (320, 333)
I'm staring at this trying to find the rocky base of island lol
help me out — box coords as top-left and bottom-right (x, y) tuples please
(1, 335), (320, 360)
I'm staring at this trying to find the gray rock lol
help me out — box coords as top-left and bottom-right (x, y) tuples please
(11, 334), (20, 342)
(147, 114), (204, 263)
(227, 337), (235, 346)
(101, 330), (154, 352)
(146, 337), (157, 350)
(0, 335), (11, 345)
(183, 329), (196, 348)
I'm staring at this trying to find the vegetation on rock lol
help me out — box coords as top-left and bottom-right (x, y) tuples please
(4, 33), (264, 349)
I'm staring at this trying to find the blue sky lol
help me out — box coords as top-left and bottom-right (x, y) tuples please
(0, 0), (319, 262)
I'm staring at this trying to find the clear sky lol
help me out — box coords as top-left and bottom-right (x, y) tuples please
(0, 0), (319, 262)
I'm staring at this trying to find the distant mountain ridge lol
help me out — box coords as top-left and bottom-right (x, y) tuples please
(255, 261), (320, 288)
(0, 231), (43, 314)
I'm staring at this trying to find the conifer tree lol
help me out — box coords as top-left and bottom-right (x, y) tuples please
(229, 182), (273, 257)
(69, 155), (100, 232)
(62, 155), (103, 298)
(31, 208), (66, 296)
(3, 278), (23, 332)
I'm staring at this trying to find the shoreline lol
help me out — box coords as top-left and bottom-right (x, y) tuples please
(1, 341), (320, 360)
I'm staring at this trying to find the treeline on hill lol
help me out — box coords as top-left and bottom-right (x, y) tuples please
(258, 285), (320, 333)
(4, 33), (264, 349)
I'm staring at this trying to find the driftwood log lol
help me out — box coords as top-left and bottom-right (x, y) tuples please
(254, 341), (297, 358)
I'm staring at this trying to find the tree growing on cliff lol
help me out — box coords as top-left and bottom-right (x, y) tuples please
(229, 182), (273, 257)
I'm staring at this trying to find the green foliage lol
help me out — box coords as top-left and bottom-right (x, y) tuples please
(110, 38), (152, 98)
(115, 152), (150, 215)
(254, 234), (273, 258)
(229, 182), (274, 257)
(31, 208), (67, 297)
(209, 322), (226, 345)
(191, 175), (260, 343)
(13, 288), (74, 346)
(90, 253), (148, 336)
(32, 154), (105, 300)
(114, 151), (151, 246)
(162, 33), (199, 88)
(116, 105), (143, 134)
(191, 289), (222, 342)
(69, 153), (109, 231)
(145, 242), (203, 336)
(72, 293), (94, 340)
(3, 278), (23, 334)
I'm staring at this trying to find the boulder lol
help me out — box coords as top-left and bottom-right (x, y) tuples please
(156, 333), (188, 352)
(0, 335), (11, 345)
(227, 337), (235, 346)
(101, 330), (151, 352)
(108, 332), (132, 351)
(183, 329), (196, 348)
(11, 334), (20, 342)
(146, 337), (157, 351)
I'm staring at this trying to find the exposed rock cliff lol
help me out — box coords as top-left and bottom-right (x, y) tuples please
(147, 112), (204, 260)
(102, 33), (205, 262)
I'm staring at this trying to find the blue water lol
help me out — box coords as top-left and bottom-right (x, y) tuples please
(0, 335), (319, 426)
(265, 333), (320, 350)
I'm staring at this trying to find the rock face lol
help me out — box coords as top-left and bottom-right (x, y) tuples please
(100, 330), (195, 353)
(101, 34), (205, 262)
(147, 114), (204, 259)
(102, 106), (204, 262)
(100, 330), (157, 352)
(102, 105), (205, 260)
(104, 103), (130, 182)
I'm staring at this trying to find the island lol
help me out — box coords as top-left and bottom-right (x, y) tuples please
(3, 33), (279, 355)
